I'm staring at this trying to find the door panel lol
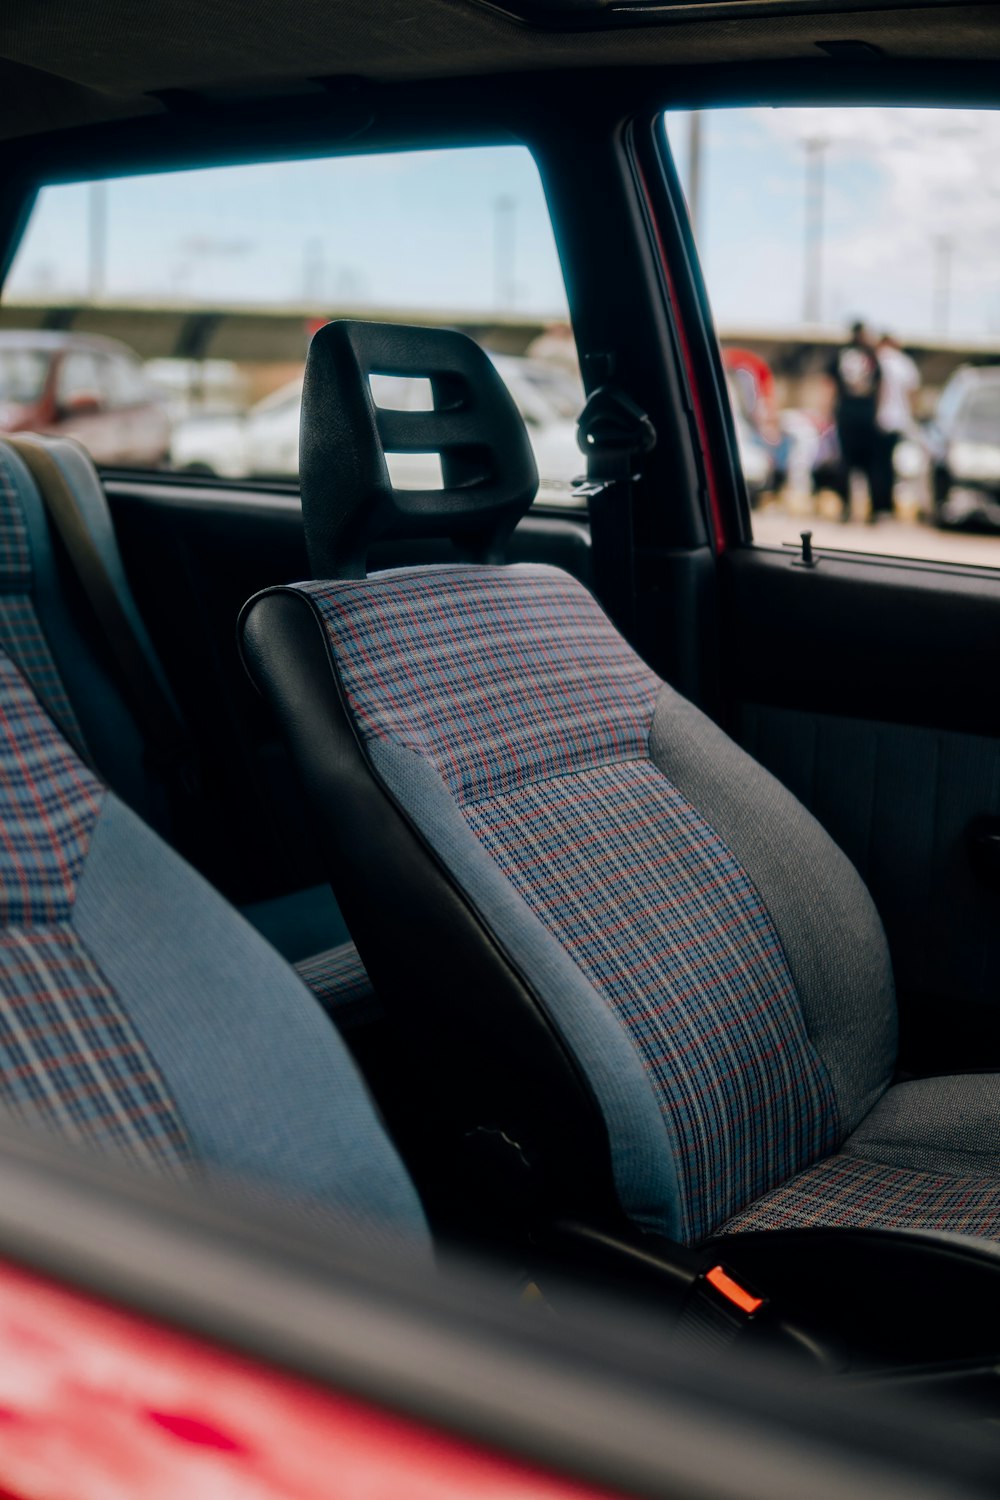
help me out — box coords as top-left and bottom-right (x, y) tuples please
(722, 544), (1000, 1073)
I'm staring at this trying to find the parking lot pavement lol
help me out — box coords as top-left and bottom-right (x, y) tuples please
(751, 502), (1000, 571)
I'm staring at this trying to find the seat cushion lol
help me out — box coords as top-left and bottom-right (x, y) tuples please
(720, 1074), (1000, 1239)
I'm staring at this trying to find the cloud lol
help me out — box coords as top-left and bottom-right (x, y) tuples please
(748, 106), (1000, 335)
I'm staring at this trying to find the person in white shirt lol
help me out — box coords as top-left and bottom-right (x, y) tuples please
(874, 334), (920, 519)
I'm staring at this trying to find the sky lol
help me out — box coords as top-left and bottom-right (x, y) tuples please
(666, 106), (1000, 341)
(5, 109), (1000, 341)
(4, 146), (570, 317)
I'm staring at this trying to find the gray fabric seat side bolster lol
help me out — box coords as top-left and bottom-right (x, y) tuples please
(845, 1074), (1000, 1179)
(649, 683), (897, 1137)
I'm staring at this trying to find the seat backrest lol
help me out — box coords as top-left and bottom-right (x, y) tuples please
(240, 321), (898, 1246)
(0, 637), (427, 1248)
(0, 434), (375, 1020)
(0, 435), (177, 834)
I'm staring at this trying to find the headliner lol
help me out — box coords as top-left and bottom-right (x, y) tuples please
(0, 0), (998, 147)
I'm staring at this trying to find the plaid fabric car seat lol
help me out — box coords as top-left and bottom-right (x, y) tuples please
(240, 321), (1000, 1261)
(0, 635), (426, 1248)
(0, 435), (374, 1023)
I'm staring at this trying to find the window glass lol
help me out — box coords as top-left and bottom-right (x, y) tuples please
(104, 353), (150, 408)
(2, 149), (582, 502)
(665, 106), (1000, 568)
(56, 351), (105, 407)
(0, 348), (48, 405)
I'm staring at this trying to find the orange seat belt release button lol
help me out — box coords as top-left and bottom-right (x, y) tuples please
(704, 1264), (765, 1317)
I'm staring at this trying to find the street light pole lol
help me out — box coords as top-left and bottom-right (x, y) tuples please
(493, 195), (517, 311)
(802, 137), (828, 325)
(88, 180), (107, 300)
(302, 237), (326, 302)
(933, 234), (954, 337)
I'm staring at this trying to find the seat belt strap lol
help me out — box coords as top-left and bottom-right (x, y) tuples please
(573, 381), (656, 640)
(7, 437), (199, 796)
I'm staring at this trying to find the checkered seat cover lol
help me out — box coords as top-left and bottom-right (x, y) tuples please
(0, 641), (427, 1246)
(241, 320), (1000, 1251)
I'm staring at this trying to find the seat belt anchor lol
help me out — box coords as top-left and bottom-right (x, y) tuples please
(570, 470), (642, 501)
(574, 384), (657, 489)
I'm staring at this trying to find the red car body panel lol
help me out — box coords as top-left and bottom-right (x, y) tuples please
(0, 1259), (619, 1500)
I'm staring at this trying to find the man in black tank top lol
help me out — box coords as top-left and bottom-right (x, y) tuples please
(827, 321), (885, 522)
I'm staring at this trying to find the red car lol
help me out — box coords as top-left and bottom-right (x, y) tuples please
(0, 330), (169, 466)
(2, 1), (1000, 1496)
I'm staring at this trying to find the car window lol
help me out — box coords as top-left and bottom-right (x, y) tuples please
(664, 106), (1000, 569)
(0, 348), (48, 405)
(953, 385), (1000, 440)
(56, 350), (105, 407)
(103, 352), (150, 407)
(4, 148), (582, 505)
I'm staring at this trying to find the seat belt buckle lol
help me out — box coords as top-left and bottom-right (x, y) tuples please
(702, 1263), (767, 1317)
(674, 1263), (769, 1356)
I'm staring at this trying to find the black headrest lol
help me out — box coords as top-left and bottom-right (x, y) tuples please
(300, 321), (540, 578)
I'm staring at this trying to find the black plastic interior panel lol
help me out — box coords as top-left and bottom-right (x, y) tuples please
(723, 541), (1000, 1071)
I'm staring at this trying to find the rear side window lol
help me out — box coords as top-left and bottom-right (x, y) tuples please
(1, 148), (581, 505)
(664, 106), (1000, 571)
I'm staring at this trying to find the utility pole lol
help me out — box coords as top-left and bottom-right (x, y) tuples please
(686, 111), (703, 241)
(802, 137), (828, 325)
(933, 234), (954, 337)
(88, 180), (107, 299)
(302, 237), (326, 303)
(493, 195), (517, 311)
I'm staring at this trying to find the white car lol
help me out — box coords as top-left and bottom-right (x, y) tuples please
(170, 352), (585, 504)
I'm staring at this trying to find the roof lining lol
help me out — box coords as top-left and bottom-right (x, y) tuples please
(0, 0), (999, 154)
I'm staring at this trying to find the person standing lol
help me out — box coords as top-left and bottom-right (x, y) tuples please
(827, 320), (882, 522)
(874, 333), (920, 519)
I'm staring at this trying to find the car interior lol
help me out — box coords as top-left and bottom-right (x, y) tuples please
(3, 1), (1000, 1483)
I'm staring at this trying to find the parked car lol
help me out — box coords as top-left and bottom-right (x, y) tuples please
(725, 373), (775, 500)
(927, 365), (1000, 529)
(170, 351), (584, 502)
(0, 330), (170, 467)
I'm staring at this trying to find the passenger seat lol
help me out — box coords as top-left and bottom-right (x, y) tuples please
(0, 435), (373, 1025)
(241, 322), (1000, 1283)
